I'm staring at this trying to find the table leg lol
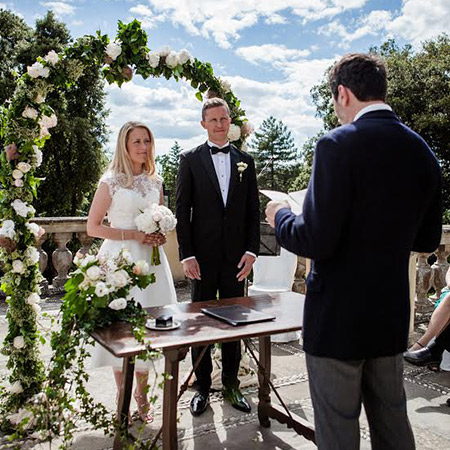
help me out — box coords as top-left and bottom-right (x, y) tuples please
(162, 349), (181, 450)
(113, 356), (135, 450)
(258, 336), (271, 428)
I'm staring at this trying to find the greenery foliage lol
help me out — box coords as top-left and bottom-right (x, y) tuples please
(156, 141), (182, 212)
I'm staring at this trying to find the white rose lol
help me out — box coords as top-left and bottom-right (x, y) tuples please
(33, 392), (47, 404)
(146, 51), (160, 68)
(165, 51), (180, 69)
(17, 162), (31, 173)
(39, 114), (57, 130)
(12, 259), (25, 274)
(122, 249), (133, 264)
(12, 169), (23, 180)
(32, 303), (41, 315)
(40, 127), (50, 138)
(13, 335), (25, 349)
(178, 49), (191, 64)
(44, 50), (59, 66)
(105, 42), (122, 60)
(27, 62), (49, 78)
(26, 222), (40, 237)
(22, 106), (38, 120)
(26, 293), (41, 305)
(86, 265), (101, 281)
(227, 124), (241, 142)
(14, 179), (24, 187)
(111, 269), (129, 288)
(94, 282), (108, 297)
(32, 146), (43, 167)
(108, 297), (127, 310)
(9, 381), (23, 394)
(12, 198), (29, 216)
(35, 93), (45, 104)
(221, 79), (232, 93)
(26, 247), (40, 265)
(134, 260), (150, 275)
(0, 220), (15, 239)
(159, 45), (171, 57)
(81, 254), (96, 267)
(9, 408), (35, 430)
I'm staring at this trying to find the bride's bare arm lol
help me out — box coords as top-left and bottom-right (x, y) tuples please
(87, 182), (146, 243)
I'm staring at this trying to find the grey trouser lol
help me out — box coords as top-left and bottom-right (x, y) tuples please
(306, 353), (415, 450)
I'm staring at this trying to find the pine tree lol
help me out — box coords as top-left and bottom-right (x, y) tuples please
(156, 141), (182, 211)
(249, 116), (299, 192)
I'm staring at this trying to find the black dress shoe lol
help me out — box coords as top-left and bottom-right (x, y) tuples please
(222, 386), (251, 413)
(190, 391), (209, 416)
(403, 345), (442, 366)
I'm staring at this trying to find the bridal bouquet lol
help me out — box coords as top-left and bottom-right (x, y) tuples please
(135, 204), (177, 265)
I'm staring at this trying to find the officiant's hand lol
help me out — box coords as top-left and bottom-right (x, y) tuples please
(183, 258), (201, 280)
(265, 200), (290, 227)
(237, 253), (256, 282)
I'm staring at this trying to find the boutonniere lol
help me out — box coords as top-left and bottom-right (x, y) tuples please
(237, 162), (248, 182)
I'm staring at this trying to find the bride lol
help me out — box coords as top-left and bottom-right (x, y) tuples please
(87, 121), (177, 423)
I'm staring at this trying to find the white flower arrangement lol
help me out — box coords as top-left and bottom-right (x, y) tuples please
(35, 93), (46, 104)
(17, 162), (31, 173)
(32, 145), (43, 167)
(135, 204), (177, 265)
(13, 335), (25, 349)
(44, 50), (59, 66)
(22, 106), (38, 120)
(12, 169), (23, 180)
(237, 162), (248, 181)
(108, 297), (127, 311)
(12, 199), (35, 218)
(26, 222), (41, 237)
(8, 381), (24, 395)
(25, 247), (40, 265)
(12, 259), (25, 274)
(27, 61), (50, 79)
(178, 49), (192, 64)
(228, 123), (241, 142)
(26, 293), (41, 305)
(14, 179), (24, 188)
(105, 42), (122, 60)
(220, 78), (232, 93)
(159, 45), (171, 57)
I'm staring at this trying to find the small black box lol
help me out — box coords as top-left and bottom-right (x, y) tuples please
(155, 314), (173, 328)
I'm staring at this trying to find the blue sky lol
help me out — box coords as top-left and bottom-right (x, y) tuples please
(3, 0), (450, 156)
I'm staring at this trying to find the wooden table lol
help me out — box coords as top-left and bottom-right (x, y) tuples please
(91, 292), (315, 450)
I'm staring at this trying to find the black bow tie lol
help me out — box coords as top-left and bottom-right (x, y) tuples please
(210, 144), (230, 155)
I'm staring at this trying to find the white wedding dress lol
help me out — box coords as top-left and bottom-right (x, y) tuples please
(90, 170), (177, 369)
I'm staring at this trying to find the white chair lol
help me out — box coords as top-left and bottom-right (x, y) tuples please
(249, 247), (301, 343)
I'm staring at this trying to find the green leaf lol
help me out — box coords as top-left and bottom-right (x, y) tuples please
(195, 92), (203, 101)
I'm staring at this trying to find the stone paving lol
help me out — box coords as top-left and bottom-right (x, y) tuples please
(0, 290), (449, 449)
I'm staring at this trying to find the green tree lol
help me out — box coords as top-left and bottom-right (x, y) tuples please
(290, 133), (322, 191)
(249, 116), (299, 192)
(306, 35), (450, 217)
(0, 10), (109, 216)
(156, 141), (182, 211)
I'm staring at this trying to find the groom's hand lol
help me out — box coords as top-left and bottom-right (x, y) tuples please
(265, 200), (290, 227)
(183, 258), (201, 280)
(237, 253), (256, 282)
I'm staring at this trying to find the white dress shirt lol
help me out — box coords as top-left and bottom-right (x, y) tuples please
(353, 103), (392, 122)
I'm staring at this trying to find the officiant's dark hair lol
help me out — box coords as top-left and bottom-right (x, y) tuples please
(202, 98), (230, 121)
(329, 53), (387, 102)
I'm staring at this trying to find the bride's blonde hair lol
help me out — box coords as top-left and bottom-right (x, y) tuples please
(110, 121), (156, 186)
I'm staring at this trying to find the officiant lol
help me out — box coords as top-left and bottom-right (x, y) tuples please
(176, 97), (260, 416)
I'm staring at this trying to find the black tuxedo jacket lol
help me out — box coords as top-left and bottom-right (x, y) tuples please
(275, 110), (442, 359)
(176, 142), (260, 265)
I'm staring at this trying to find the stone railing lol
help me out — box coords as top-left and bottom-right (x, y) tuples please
(32, 217), (184, 295)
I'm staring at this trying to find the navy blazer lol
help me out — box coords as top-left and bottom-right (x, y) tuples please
(275, 110), (442, 359)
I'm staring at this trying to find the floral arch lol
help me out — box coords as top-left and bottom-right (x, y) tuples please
(0, 19), (252, 443)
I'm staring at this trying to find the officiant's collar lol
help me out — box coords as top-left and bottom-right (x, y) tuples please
(208, 140), (230, 150)
(353, 103), (392, 122)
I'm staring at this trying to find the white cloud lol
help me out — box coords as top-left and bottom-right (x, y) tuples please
(143, 0), (368, 48)
(387, 0), (450, 47)
(71, 19), (83, 26)
(129, 3), (165, 29)
(236, 44), (311, 65)
(40, 2), (76, 16)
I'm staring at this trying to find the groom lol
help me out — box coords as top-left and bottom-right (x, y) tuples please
(176, 97), (260, 416)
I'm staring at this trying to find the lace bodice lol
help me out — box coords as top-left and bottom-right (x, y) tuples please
(100, 170), (162, 230)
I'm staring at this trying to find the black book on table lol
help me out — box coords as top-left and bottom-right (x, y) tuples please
(201, 305), (276, 327)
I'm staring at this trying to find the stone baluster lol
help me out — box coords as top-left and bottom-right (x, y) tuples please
(36, 232), (49, 292)
(52, 232), (73, 289)
(292, 256), (308, 294)
(431, 244), (450, 299)
(415, 252), (434, 313)
(77, 231), (94, 257)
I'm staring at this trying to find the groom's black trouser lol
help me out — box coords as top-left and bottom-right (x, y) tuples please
(191, 259), (245, 393)
(436, 320), (450, 352)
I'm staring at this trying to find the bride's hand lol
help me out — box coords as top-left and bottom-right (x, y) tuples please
(143, 232), (166, 246)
